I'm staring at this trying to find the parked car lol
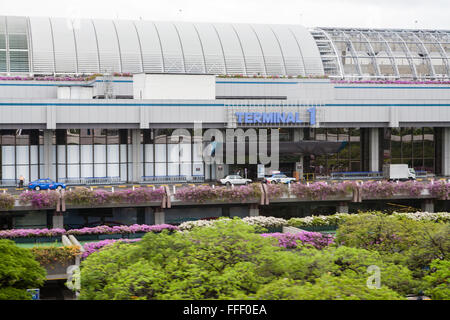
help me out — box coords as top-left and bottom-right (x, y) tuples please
(28, 179), (66, 191)
(264, 174), (296, 184)
(219, 175), (252, 186)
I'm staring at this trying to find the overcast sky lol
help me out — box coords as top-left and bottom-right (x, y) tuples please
(0, 0), (448, 29)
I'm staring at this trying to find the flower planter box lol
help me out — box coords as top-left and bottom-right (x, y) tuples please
(128, 232), (146, 239)
(35, 236), (60, 243)
(74, 234), (99, 241)
(264, 226), (283, 233)
(13, 237), (35, 243)
(98, 233), (123, 240)
(300, 225), (338, 232)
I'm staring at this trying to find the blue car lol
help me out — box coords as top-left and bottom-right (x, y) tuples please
(28, 179), (66, 191)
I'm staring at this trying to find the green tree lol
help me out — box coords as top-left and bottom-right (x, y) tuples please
(79, 219), (413, 300)
(424, 259), (450, 300)
(0, 239), (46, 300)
(254, 275), (404, 300)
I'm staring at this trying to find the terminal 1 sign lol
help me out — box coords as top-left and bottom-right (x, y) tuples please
(235, 106), (316, 126)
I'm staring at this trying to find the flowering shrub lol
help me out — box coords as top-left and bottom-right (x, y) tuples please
(82, 239), (140, 258)
(66, 224), (178, 236)
(0, 193), (15, 210)
(175, 184), (261, 203)
(261, 232), (334, 249)
(63, 187), (165, 205)
(392, 212), (450, 223)
(241, 216), (287, 228)
(178, 219), (226, 231)
(361, 181), (397, 198)
(265, 184), (288, 199)
(288, 213), (351, 228)
(290, 182), (353, 200)
(18, 191), (60, 208)
(0, 224), (178, 239)
(0, 228), (66, 239)
(288, 212), (450, 228)
(31, 245), (81, 266)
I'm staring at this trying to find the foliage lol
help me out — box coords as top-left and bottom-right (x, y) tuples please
(79, 219), (414, 300)
(0, 193), (15, 210)
(335, 213), (450, 277)
(31, 245), (81, 267)
(424, 259), (450, 300)
(0, 228), (66, 239)
(18, 191), (60, 208)
(0, 239), (46, 300)
(287, 211), (450, 228)
(82, 239), (141, 258)
(254, 275), (403, 300)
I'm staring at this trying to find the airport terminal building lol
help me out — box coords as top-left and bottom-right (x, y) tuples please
(1, 15), (450, 186)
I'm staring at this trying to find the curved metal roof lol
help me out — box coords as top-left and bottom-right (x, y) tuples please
(0, 16), (324, 77)
(311, 27), (450, 80)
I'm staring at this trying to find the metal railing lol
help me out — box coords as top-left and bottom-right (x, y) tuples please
(59, 177), (123, 185)
(141, 175), (205, 184)
(0, 179), (20, 187)
(330, 171), (383, 180)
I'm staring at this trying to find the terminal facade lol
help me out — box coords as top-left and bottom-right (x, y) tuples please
(0, 16), (449, 186)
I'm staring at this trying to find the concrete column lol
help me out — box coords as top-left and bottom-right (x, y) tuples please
(421, 199), (435, 213)
(131, 129), (142, 183)
(52, 215), (64, 229)
(144, 207), (154, 225)
(336, 202), (349, 213)
(369, 128), (380, 172)
(154, 207), (165, 225)
(443, 127), (450, 176)
(249, 204), (259, 217)
(43, 130), (55, 180)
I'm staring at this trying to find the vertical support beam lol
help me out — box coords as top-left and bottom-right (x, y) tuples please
(421, 199), (435, 213)
(369, 128), (379, 172)
(52, 214), (64, 229)
(154, 207), (165, 225)
(144, 207), (154, 225)
(293, 129), (304, 180)
(336, 201), (349, 214)
(131, 129), (142, 183)
(43, 129), (55, 180)
(249, 203), (259, 217)
(443, 127), (450, 177)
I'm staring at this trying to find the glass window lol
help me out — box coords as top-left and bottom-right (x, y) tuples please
(9, 51), (28, 72)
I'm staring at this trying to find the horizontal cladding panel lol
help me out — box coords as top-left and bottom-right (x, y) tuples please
(334, 86), (450, 100)
(0, 101), (449, 127)
(29, 17), (55, 73)
(50, 18), (77, 73)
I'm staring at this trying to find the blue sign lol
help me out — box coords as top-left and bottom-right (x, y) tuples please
(235, 107), (316, 125)
(27, 289), (40, 300)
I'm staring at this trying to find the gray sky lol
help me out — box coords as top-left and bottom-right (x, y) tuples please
(0, 0), (448, 29)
